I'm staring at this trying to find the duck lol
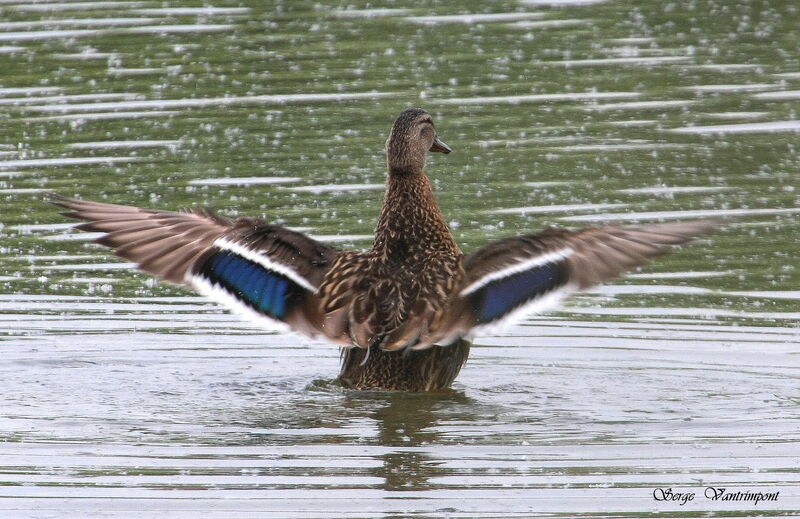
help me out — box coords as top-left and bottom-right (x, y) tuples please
(53, 107), (719, 392)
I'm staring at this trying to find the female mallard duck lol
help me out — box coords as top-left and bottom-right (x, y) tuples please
(53, 108), (718, 392)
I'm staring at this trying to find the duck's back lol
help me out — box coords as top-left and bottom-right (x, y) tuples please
(319, 171), (462, 351)
(320, 246), (461, 351)
(322, 249), (470, 392)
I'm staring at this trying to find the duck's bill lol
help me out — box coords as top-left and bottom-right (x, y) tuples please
(430, 136), (452, 154)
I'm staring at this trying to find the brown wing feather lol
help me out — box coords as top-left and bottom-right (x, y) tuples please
(422, 219), (721, 348)
(51, 195), (342, 341)
(53, 195), (233, 284)
(563, 220), (720, 288)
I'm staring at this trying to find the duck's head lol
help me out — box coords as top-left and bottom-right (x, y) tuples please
(385, 108), (451, 175)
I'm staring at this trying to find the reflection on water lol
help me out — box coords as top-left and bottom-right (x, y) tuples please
(0, 296), (798, 515)
(349, 391), (475, 491)
(0, 0), (799, 516)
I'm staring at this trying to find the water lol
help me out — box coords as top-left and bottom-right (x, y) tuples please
(0, 0), (798, 517)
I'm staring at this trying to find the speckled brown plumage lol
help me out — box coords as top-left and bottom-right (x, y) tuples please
(53, 107), (721, 392)
(319, 169), (462, 353)
(339, 338), (471, 392)
(317, 109), (467, 388)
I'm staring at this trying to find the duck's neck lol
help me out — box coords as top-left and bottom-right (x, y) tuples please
(372, 169), (458, 262)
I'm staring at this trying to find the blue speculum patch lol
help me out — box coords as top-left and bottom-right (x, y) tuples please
(203, 251), (291, 319)
(472, 262), (566, 323)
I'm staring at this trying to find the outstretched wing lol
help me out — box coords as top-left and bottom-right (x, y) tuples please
(52, 195), (340, 338)
(428, 220), (720, 346)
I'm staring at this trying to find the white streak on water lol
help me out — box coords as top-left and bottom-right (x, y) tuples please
(24, 91), (399, 113)
(286, 183), (385, 194)
(607, 119), (660, 126)
(0, 188), (49, 194)
(0, 156), (145, 168)
(188, 177), (301, 186)
(0, 29), (107, 42)
(133, 7), (250, 15)
(667, 120), (800, 134)
(626, 270), (736, 279)
(107, 67), (163, 76)
(0, 24), (235, 42)
(51, 51), (117, 60)
(29, 110), (179, 121)
(551, 142), (687, 152)
(617, 186), (735, 195)
(561, 207), (800, 221)
(436, 91), (639, 105)
(331, 8), (412, 18)
(0, 294), (200, 302)
(10, 223), (85, 232)
(0, 301), (212, 314)
(593, 285), (800, 300)
(0, 86), (61, 96)
(9, 2), (144, 11)
(521, 0), (608, 5)
(0, 92), (143, 106)
(727, 290), (800, 299)
(701, 111), (769, 119)
(524, 181), (574, 187)
(0, 294), (176, 302)
(583, 100), (695, 111)
(17, 255), (103, 261)
(430, 473), (800, 486)
(682, 83), (781, 92)
(753, 89), (800, 100)
(0, 18), (158, 30)
(0, 474), (381, 487)
(0, 451), (379, 469)
(28, 262), (136, 271)
(64, 277), (122, 283)
(407, 13), (546, 24)
(486, 203), (628, 214)
(687, 63), (764, 72)
(120, 24), (235, 34)
(479, 135), (586, 147)
(543, 56), (690, 66)
(42, 232), (104, 241)
(68, 140), (181, 150)
(564, 306), (800, 320)
(508, 19), (589, 29)
(0, 45), (26, 53)
(608, 37), (654, 44)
